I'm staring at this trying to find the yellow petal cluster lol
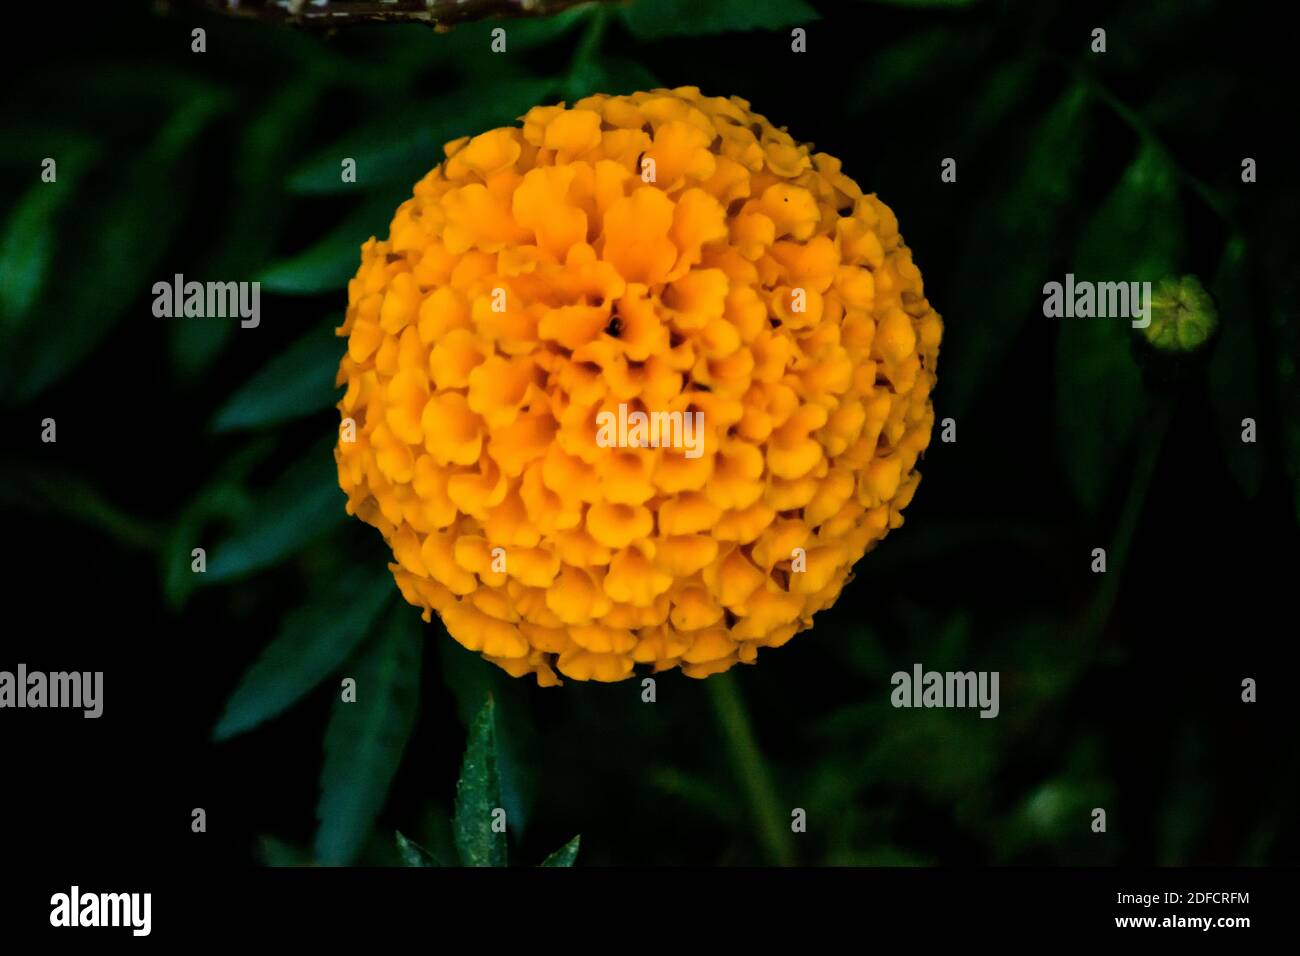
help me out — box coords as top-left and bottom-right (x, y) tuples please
(336, 86), (942, 685)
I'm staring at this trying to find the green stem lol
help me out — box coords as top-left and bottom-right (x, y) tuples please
(1036, 48), (1238, 229)
(707, 671), (796, 866)
(1086, 395), (1176, 633)
(1080, 74), (1234, 226)
(1, 467), (162, 552)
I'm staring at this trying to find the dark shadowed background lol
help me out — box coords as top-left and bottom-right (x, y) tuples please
(2, 0), (1297, 868)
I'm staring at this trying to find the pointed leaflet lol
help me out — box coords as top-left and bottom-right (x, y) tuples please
(1054, 313), (1146, 516)
(315, 607), (423, 866)
(563, 7), (658, 102)
(161, 439), (271, 608)
(565, 56), (660, 103)
(539, 835), (581, 867)
(258, 193), (404, 295)
(395, 831), (442, 867)
(843, 26), (979, 121)
(212, 565), (394, 741)
(3, 92), (230, 402)
(1055, 142), (1183, 514)
(285, 78), (556, 196)
(437, 639), (537, 837)
(1074, 142), (1184, 286)
(439, 7), (595, 60)
(0, 137), (98, 330)
(619, 0), (818, 38)
(202, 434), (344, 583)
(259, 836), (312, 867)
(298, 18), (576, 106)
(173, 75), (327, 377)
(453, 696), (507, 867)
(945, 81), (1092, 418)
(212, 323), (343, 431)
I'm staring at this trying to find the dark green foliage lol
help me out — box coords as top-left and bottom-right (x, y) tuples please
(6, 0), (1295, 869)
(316, 608), (423, 866)
(213, 565), (395, 740)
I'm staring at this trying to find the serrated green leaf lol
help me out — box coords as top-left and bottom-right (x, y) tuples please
(213, 566), (394, 741)
(437, 638), (536, 836)
(619, 0), (818, 38)
(453, 696), (506, 867)
(539, 835), (581, 867)
(203, 436), (344, 583)
(395, 830), (442, 867)
(213, 323), (343, 431)
(285, 78), (557, 196)
(315, 608), (423, 866)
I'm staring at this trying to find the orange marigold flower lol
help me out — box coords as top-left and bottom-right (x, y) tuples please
(335, 87), (942, 685)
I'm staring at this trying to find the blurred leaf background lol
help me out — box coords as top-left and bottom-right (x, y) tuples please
(2, 0), (1297, 867)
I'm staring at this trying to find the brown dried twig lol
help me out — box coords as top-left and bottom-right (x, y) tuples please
(174, 0), (610, 29)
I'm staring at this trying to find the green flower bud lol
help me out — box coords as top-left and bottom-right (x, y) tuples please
(1143, 275), (1218, 352)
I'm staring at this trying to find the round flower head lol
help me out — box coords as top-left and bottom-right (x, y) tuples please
(335, 87), (942, 685)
